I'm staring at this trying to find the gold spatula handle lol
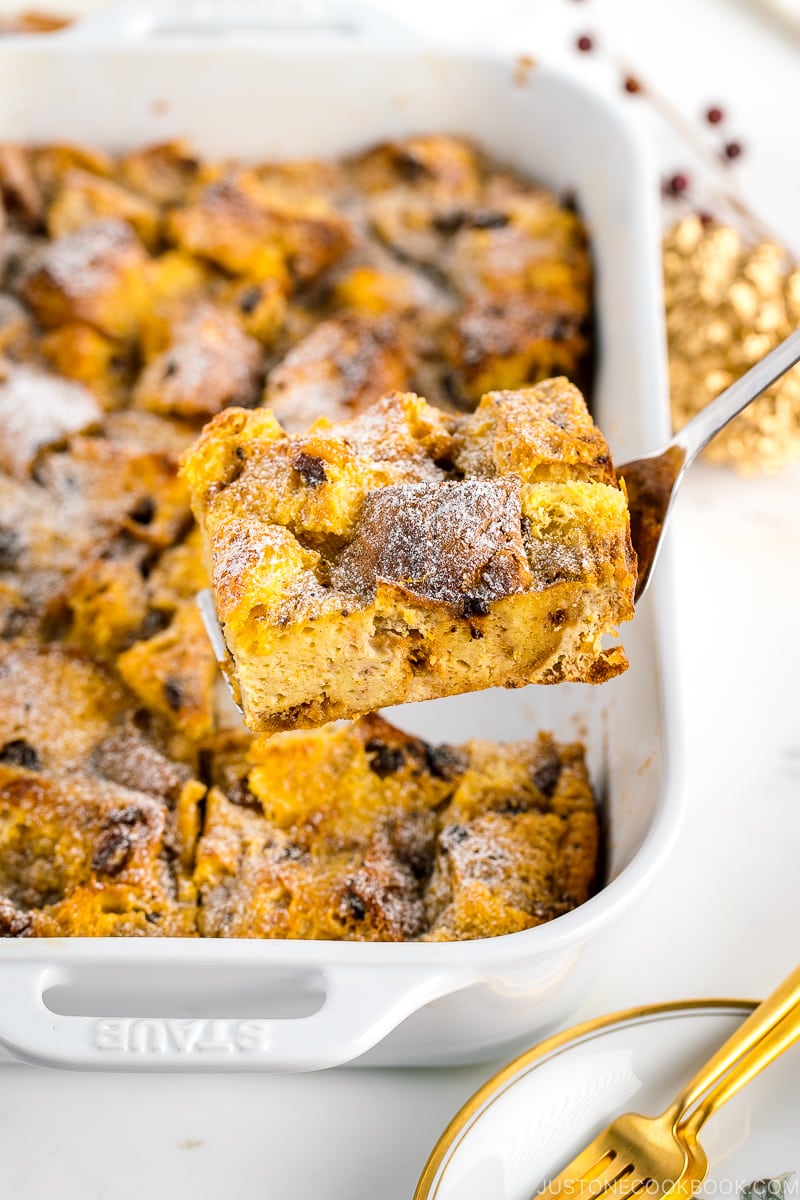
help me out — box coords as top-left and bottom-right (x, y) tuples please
(665, 962), (800, 1124)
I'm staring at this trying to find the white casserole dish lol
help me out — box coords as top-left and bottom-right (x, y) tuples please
(0, 0), (682, 1072)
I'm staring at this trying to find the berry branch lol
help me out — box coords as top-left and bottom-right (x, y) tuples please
(571, 21), (795, 258)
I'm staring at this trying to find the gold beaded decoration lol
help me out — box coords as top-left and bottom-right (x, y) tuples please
(663, 215), (800, 474)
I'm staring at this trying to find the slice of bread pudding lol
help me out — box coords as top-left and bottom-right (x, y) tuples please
(182, 378), (636, 734)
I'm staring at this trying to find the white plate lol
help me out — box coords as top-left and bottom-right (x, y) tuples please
(416, 1001), (800, 1200)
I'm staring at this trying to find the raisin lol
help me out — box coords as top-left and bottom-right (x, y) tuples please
(292, 452), (327, 487)
(92, 828), (132, 875)
(277, 843), (304, 862)
(432, 209), (466, 235)
(238, 285), (261, 314)
(441, 823), (470, 849)
(551, 315), (569, 342)
(107, 805), (146, 827)
(342, 892), (366, 920)
(225, 778), (261, 811)
(462, 595), (490, 618)
(92, 806), (147, 875)
(470, 209), (509, 229)
(395, 150), (429, 182)
(0, 527), (21, 569)
(530, 750), (562, 798)
(423, 743), (467, 781)
(129, 497), (155, 526)
(164, 678), (183, 711)
(0, 739), (41, 771)
(441, 370), (464, 407)
(139, 609), (170, 639)
(2, 609), (28, 638)
(365, 739), (405, 778)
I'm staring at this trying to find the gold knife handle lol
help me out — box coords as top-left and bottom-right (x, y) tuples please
(677, 999), (800, 1136)
(664, 963), (800, 1124)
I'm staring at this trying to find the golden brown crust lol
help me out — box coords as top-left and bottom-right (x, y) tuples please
(443, 292), (588, 405)
(166, 172), (354, 286)
(0, 765), (197, 937)
(37, 434), (192, 549)
(264, 315), (413, 432)
(331, 476), (534, 605)
(117, 139), (204, 208)
(39, 322), (128, 406)
(0, 143), (43, 228)
(31, 143), (114, 198)
(444, 172), (590, 300)
(349, 135), (483, 199)
(451, 379), (617, 485)
(0, 640), (204, 936)
(0, 642), (131, 774)
(133, 303), (264, 418)
(46, 167), (162, 249)
(116, 603), (218, 743)
(183, 382), (635, 733)
(193, 716), (598, 941)
(21, 218), (152, 339)
(1, 133), (600, 942)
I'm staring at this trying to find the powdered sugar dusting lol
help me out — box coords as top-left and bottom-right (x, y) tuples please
(0, 364), (101, 478)
(332, 475), (532, 605)
(26, 218), (139, 297)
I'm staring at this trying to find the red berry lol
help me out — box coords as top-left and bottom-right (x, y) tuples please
(623, 75), (642, 94)
(576, 34), (594, 52)
(706, 106), (724, 125)
(665, 173), (689, 196)
(724, 140), (743, 160)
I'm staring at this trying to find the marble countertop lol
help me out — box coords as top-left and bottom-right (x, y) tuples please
(1, 1), (799, 1197)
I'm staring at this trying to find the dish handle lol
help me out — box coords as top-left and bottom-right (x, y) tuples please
(60, 0), (416, 46)
(0, 961), (467, 1072)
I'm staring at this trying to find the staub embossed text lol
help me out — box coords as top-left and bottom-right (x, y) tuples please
(94, 1019), (269, 1054)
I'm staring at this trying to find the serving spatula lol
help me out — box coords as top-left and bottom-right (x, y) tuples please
(622, 327), (800, 602)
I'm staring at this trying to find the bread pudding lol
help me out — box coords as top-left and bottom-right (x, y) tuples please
(196, 715), (599, 941)
(0, 132), (605, 940)
(182, 382), (635, 733)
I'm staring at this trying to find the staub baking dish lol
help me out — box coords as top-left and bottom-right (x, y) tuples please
(0, 0), (682, 1072)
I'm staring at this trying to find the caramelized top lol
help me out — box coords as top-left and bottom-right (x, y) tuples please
(183, 379), (628, 629)
(331, 476), (533, 606)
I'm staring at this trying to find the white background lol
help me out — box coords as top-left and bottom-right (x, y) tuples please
(1, 1), (799, 1197)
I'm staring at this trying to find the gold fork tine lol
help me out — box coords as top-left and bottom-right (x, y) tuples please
(540, 1140), (643, 1200)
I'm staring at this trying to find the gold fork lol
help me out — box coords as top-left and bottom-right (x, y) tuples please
(534, 963), (800, 1200)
